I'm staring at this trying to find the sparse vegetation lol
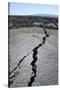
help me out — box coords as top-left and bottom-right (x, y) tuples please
(8, 15), (58, 30)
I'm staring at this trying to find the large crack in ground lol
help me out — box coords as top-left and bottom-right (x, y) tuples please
(9, 26), (49, 87)
(8, 53), (30, 87)
(28, 26), (49, 86)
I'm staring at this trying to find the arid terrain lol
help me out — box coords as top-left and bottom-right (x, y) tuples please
(8, 16), (58, 87)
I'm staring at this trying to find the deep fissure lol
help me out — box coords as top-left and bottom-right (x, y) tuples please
(9, 26), (49, 87)
(28, 26), (49, 86)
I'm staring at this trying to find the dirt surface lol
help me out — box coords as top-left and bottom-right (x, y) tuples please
(8, 27), (58, 87)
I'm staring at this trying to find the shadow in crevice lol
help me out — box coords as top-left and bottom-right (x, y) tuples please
(28, 26), (49, 86)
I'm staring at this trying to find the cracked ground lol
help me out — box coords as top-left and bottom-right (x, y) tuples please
(8, 27), (58, 87)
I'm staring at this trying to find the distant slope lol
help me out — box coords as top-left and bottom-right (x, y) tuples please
(30, 14), (58, 18)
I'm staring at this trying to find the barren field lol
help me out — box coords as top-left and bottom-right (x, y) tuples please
(9, 27), (58, 87)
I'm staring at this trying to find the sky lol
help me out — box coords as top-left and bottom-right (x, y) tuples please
(8, 2), (58, 16)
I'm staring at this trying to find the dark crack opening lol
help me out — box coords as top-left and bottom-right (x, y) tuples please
(28, 26), (49, 86)
(9, 26), (49, 87)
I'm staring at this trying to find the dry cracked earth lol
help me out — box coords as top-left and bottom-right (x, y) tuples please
(8, 26), (58, 87)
